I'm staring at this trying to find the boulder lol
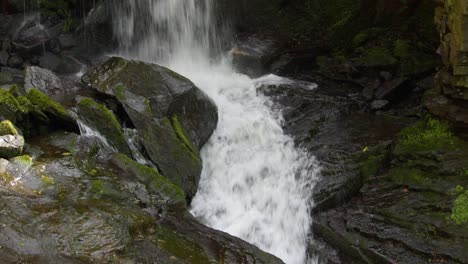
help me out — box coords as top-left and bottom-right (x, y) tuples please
(0, 135), (24, 158)
(84, 57), (218, 199)
(58, 33), (76, 49)
(76, 97), (132, 156)
(24, 66), (79, 95)
(12, 17), (50, 53)
(230, 35), (281, 77)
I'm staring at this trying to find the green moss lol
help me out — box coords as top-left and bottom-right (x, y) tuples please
(154, 226), (210, 264)
(114, 85), (126, 101)
(41, 173), (55, 187)
(90, 179), (125, 200)
(390, 167), (432, 187)
(394, 117), (455, 154)
(77, 98), (131, 155)
(451, 185), (465, 196)
(356, 47), (397, 67)
(0, 89), (24, 122)
(0, 120), (18, 136)
(171, 115), (198, 156)
(451, 190), (468, 225)
(113, 154), (186, 204)
(360, 154), (386, 180)
(10, 155), (32, 166)
(26, 88), (69, 120)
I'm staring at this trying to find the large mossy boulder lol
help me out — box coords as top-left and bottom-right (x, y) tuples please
(76, 97), (132, 156)
(84, 57), (218, 199)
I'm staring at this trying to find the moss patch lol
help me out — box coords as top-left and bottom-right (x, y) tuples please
(451, 189), (468, 225)
(171, 115), (198, 156)
(154, 226), (210, 264)
(113, 154), (186, 204)
(356, 47), (397, 67)
(0, 89), (24, 122)
(77, 97), (131, 155)
(26, 88), (69, 120)
(360, 154), (386, 180)
(394, 117), (455, 154)
(0, 120), (19, 136)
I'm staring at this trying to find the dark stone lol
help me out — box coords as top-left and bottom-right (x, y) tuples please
(58, 33), (76, 49)
(370, 99), (389, 110)
(0, 50), (8, 66)
(84, 57), (218, 199)
(362, 79), (380, 100)
(0, 135), (24, 158)
(374, 78), (407, 100)
(7, 54), (22, 68)
(231, 35), (281, 77)
(38, 52), (61, 71)
(24, 66), (80, 95)
(12, 17), (50, 53)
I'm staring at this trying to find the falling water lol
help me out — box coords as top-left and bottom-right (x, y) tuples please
(111, 1), (320, 263)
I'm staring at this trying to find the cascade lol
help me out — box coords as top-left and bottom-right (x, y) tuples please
(111, 1), (320, 263)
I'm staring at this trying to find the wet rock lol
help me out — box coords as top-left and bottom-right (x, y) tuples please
(58, 33), (76, 49)
(362, 79), (379, 100)
(85, 57), (218, 199)
(379, 71), (392, 81)
(12, 17), (50, 53)
(370, 99), (389, 110)
(0, 50), (8, 66)
(1, 67), (24, 85)
(79, 1), (116, 53)
(24, 66), (79, 95)
(7, 54), (22, 68)
(374, 77), (407, 100)
(0, 131), (283, 263)
(231, 36), (281, 77)
(38, 52), (61, 71)
(0, 135), (24, 158)
(76, 97), (132, 156)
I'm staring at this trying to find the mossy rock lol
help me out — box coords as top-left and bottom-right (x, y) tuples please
(356, 47), (397, 67)
(393, 40), (438, 76)
(77, 97), (132, 156)
(111, 153), (186, 206)
(0, 89), (24, 123)
(0, 120), (19, 136)
(452, 188), (468, 225)
(153, 226), (211, 264)
(26, 88), (73, 124)
(394, 117), (456, 155)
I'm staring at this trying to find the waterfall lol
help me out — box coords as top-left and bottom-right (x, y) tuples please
(111, 1), (320, 263)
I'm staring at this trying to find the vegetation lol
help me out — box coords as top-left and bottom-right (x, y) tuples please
(394, 117), (455, 154)
(451, 188), (468, 225)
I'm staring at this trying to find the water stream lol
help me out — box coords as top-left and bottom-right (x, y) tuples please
(111, 1), (320, 263)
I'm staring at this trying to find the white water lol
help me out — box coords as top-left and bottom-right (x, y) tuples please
(111, 1), (320, 263)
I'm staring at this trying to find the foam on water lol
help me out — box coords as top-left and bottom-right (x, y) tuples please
(111, 1), (320, 263)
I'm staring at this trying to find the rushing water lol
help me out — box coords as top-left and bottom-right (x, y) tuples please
(111, 1), (320, 263)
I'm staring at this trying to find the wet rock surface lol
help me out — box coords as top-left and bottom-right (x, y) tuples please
(84, 57), (218, 199)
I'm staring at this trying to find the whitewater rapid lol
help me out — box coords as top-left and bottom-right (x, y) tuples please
(111, 1), (320, 263)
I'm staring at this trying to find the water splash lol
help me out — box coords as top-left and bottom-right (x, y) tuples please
(111, 1), (320, 263)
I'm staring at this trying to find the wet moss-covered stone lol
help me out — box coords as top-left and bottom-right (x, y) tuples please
(112, 154), (186, 206)
(0, 89), (24, 123)
(452, 189), (468, 225)
(0, 120), (19, 136)
(394, 117), (455, 154)
(26, 88), (73, 125)
(77, 97), (131, 156)
(356, 47), (397, 67)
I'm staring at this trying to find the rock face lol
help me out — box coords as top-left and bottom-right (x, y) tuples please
(84, 57), (218, 199)
(0, 131), (283, 264)
(430, 0), (468, 132)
